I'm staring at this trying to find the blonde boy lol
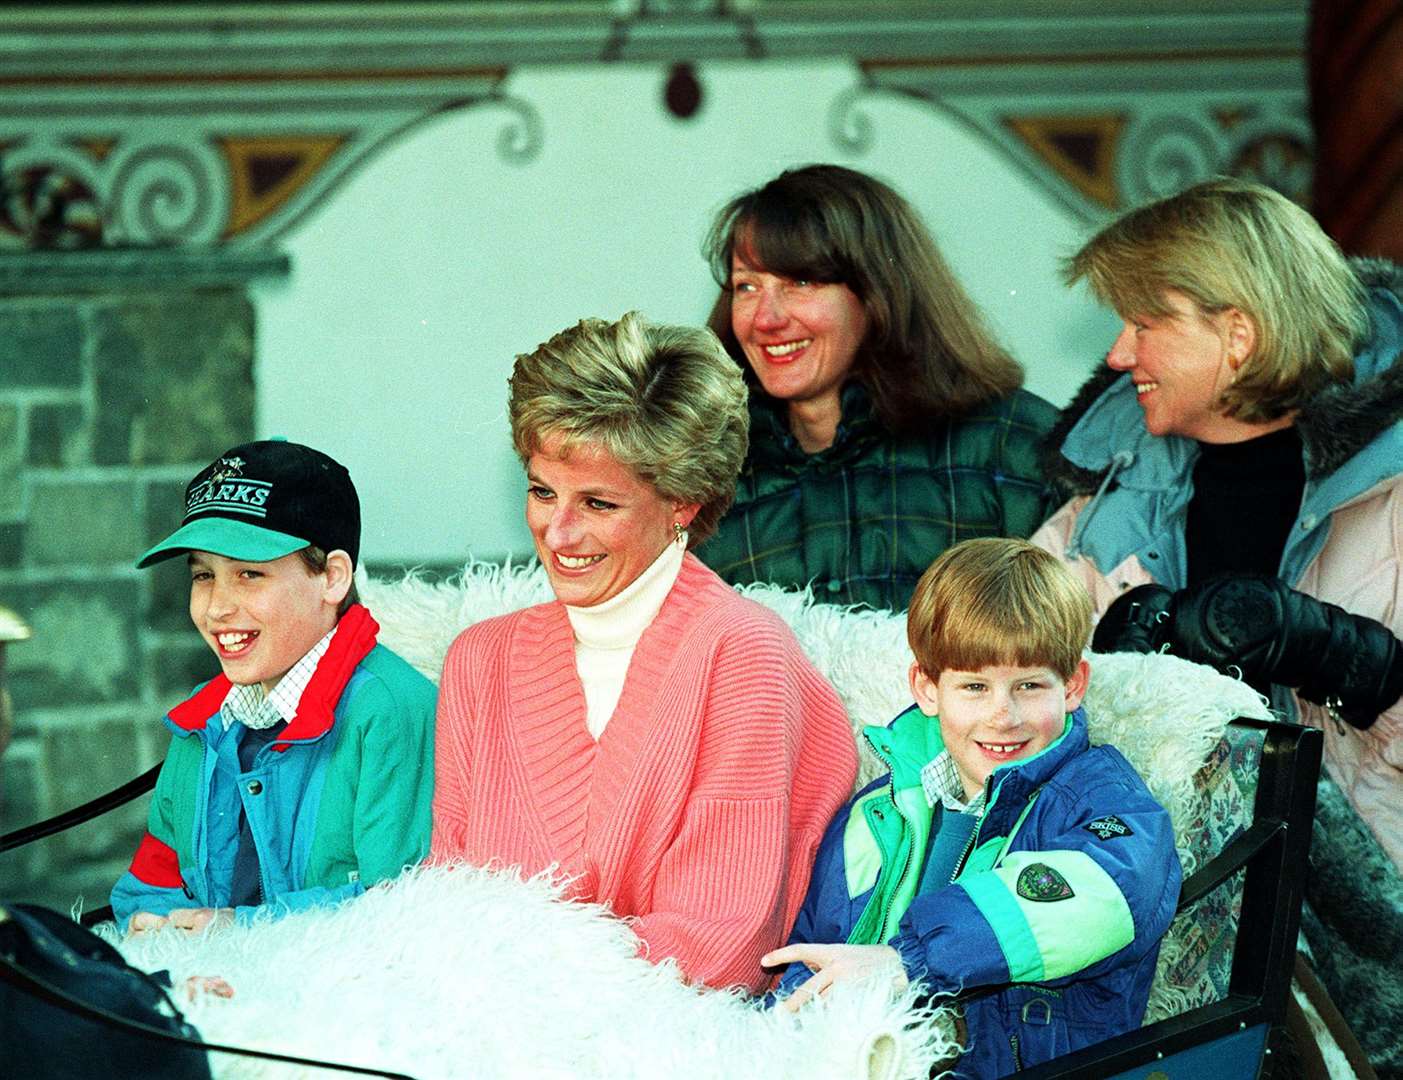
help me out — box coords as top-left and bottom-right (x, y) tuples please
(766, 538), (1179, 1077)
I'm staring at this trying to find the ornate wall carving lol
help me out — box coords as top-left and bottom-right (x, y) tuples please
(0, 2), (1309, 248)
(841, 48), (1309, 223)
(0, 76), (532, 249)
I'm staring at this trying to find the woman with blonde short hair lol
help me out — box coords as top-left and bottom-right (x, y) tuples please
(431, 311), (857, 992)
(1034, 177), (1403, 1065)
(699, 164), (1058, 611)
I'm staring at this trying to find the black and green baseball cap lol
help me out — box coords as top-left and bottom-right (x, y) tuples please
(137, 439), (361, 569)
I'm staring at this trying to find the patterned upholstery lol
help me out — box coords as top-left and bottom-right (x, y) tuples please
(1147, 723), (1265, 1021)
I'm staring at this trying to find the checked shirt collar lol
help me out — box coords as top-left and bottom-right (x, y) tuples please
(219, 627), (336, 731)
(920, 750), (986, 815)
(747, 381), (884, 471)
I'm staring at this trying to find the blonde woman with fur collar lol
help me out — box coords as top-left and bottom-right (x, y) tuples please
(1034, 177), (1403, 1070)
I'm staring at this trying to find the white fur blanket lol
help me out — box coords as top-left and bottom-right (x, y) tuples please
(106, 563), (1271, 1079)
(113, 864), (955, 1080)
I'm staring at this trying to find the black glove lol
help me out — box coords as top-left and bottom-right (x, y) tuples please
(1092, 575), (1403, 730)
(1089, 583), (1175, 656)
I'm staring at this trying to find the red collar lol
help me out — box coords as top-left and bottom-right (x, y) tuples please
(167, 604), (380, 750)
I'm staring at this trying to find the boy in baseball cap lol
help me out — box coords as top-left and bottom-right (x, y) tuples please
(111, 439), (436, 933)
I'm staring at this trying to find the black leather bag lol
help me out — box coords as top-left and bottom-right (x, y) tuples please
(1, 901), (417, 1079)
(0, 902), (212, 1080)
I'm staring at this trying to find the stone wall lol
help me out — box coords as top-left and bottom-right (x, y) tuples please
(0, 250), (286, 911)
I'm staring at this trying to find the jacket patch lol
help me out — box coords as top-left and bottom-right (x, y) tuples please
(1016, 863), (1075, 902)
(1084, 815), (1134, 841)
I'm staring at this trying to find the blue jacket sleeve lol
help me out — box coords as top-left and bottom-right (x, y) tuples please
(110, 866), (185, 931)
(891, 749), (1180, 994)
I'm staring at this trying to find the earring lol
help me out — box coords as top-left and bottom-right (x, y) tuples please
(673, 522), (686, 544)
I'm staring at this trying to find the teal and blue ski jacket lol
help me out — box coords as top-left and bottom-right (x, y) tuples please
(111, 606), (436, 930)
(778, 705), (1180, 1077)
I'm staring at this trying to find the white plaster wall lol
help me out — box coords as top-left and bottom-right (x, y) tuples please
(255, 60), (1118, 565)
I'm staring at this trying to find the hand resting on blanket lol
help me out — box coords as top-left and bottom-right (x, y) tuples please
(128, 906), (234, 936)
(765, 943), (909, 1012)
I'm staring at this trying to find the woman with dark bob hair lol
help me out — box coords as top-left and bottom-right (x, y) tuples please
(431, 311), (857, 992)
(1034, 177), (1403, 1066)
(699, 163), (1059, 611)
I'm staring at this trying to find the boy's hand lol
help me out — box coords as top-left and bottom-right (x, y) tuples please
(127, 911), (170, 936)
(762, 943), (908, 1012)
(168, 907), (235, 934)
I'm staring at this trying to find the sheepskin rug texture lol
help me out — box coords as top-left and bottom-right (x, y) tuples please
(101, 563), (1276, 1079)
(361, 564), (1272, 1026)
(359, 562), (1269, 798)
(107, 864), (956, 1080)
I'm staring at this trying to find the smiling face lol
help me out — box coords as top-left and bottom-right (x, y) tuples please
(729, 248), (869, 416)
(526, 436), (698, 608)
(188, 549), (344, 693)
(911, 659), (1090, 800)
(1106, 289), (1250, 442)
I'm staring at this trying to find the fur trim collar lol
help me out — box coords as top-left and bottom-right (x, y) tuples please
(1297, 259), (1403, 476)
(1045, 258), (1403, 495)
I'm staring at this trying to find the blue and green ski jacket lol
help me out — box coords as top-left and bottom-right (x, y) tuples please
(110, 606), (436, 931)
(778, 705), (1180, 1077)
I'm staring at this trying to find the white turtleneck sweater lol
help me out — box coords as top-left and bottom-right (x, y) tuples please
(565, 533), (686, 739)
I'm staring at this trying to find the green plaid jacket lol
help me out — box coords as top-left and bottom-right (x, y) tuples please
(698, 383), (1058, 612)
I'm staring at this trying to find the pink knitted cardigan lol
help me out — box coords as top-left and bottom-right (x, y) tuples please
(430, 554), (856, 992)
